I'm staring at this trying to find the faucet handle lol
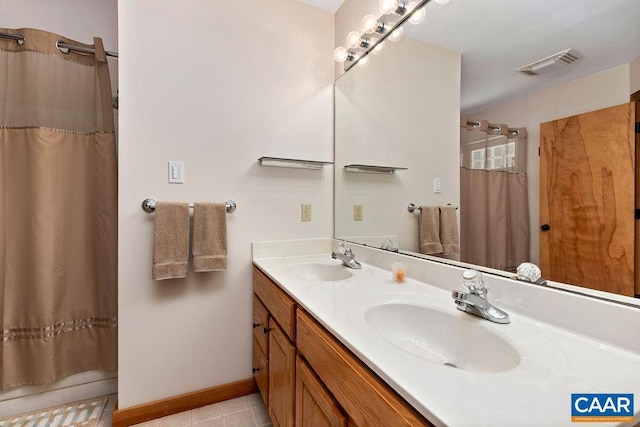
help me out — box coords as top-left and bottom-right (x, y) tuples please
(461, 269), (485, 293)
(338, 240), (348, 254)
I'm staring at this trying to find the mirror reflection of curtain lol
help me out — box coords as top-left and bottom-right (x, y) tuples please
(460, 121), (529, 272)
(0, 28), (117, 389)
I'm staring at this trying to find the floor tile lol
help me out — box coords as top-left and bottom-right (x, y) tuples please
(191, 402), (222, 424)
(222, 408), (255, 427)
(192, 418), (224, 427)
(158, 410), (191, 427)
(221, 396), (249, 415)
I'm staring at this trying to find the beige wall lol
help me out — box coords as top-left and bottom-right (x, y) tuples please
(118, 0), (334, 407)
(631, 56), (640, 95)
(473, 64), (632, 265)
(335, 38), (461, 252)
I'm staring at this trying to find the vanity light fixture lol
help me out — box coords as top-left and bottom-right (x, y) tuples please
(408, 2), (426, 24)
(334, 0), (429, 69)
(434, 0), (450, 4)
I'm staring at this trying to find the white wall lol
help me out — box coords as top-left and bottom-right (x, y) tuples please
(631, 56), (640, 95)
(118, 0), (334, 407)
(472, 63), (632, 265)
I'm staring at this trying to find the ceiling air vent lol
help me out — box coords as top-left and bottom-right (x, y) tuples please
(517, 48), (583, 76)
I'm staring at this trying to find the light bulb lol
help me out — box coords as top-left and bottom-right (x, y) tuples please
(333, 47), (348, 63)
(388, 26), (404, 42)
(372, 41), (386, 55)
(361, 14), (378, 33)
(346, 31), (361, 49)
(357, 55), (370, 68)
(408, 2), (426, 24)
(435, 0), (450, 4)
(379, 0), (396, 13)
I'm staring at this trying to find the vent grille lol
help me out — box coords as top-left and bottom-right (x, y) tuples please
(517, 48), (583, 76)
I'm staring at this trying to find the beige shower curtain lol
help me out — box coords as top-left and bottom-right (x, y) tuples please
(0, 28), (117, 389)
(460, 121), (529, 272)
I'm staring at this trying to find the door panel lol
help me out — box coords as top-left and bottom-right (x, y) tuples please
(540, 102), (635, 296)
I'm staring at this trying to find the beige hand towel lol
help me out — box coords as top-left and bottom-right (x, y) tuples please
(192, 203), (227, 272)
(152, 202), (190, 280)
(439, 206), (460, 255)
(419, 206), (443, 254)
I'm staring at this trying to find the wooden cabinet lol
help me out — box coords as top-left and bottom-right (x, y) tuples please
(253, 267), (296, 427)
(253, 265), (432, 427)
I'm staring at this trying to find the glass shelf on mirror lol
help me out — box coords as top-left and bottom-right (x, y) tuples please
(344, 164), (408, 174)
(258, 157), (333, 170)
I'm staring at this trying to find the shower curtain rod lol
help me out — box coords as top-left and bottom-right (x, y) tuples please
(466, 121), (520, 136)
(0, 31), (118, 58)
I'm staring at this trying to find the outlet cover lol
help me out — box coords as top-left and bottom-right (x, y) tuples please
(354, 204), (363, 221)
(301, 204), (312, 222)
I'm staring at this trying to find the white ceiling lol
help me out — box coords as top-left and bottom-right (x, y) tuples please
(298, 0), (640, 114)
(402, 0), (640, 113)
(296, 0), (345, 13)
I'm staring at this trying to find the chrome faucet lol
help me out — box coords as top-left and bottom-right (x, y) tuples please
(332, 242), (362, 269)
(452, 270), (510, 324)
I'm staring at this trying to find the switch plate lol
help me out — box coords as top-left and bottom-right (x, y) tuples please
(433, 177), (442, 193)
(353, 204), (363, 221)
(168, 161), (184, 184)
(301, 204), (312, 222)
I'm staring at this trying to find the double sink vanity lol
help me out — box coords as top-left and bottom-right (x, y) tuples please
(252, 238), (640, 426)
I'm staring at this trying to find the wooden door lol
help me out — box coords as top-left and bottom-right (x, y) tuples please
(269, 319), (295, 427)
(295, 356), (347, 427)
(540, 102), (636, 296)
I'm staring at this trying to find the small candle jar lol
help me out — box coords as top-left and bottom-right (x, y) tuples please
(391, 262), (407, 283)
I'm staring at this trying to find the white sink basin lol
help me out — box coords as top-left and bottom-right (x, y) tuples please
(365, 303), (520, 373)
(285, 261), (354, 282)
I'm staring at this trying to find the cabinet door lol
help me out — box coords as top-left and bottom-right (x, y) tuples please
(269, 319), (295, 427)
(253, 336), (269, 405)
(296, 356), (347, 427)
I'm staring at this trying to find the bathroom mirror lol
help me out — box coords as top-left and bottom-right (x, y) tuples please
(334, 0), (640, 302)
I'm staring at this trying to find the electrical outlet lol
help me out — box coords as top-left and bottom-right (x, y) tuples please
(301, 204), (312, 222)
(353, 204), (363, 221)
(433, 177), (442, 193)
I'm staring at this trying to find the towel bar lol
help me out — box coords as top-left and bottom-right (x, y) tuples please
(407, 202), (458, 213)
(142, 198), (237, 213)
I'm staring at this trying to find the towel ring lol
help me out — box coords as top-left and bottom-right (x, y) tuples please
(141, 198), (237, 213)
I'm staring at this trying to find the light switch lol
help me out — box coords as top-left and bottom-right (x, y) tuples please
(433, 178), (442, 193)
(168, 161), (184, 184)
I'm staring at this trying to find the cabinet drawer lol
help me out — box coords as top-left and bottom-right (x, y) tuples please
(253, 336), (269, 405)
(253, 295), (269, 355)
(254, 266), (296, 341)
(296, 310), (432, 427)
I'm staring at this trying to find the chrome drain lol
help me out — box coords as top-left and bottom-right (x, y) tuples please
(443, 362), (458, 368)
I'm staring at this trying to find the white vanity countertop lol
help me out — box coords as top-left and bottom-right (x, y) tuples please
(253, 240), (640, 427)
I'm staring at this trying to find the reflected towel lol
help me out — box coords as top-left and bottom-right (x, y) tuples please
(152, 202), (190, 280)
(192, 203), (227, 272)
(419, 206), (443, 254)
(439, 206), (460, 255)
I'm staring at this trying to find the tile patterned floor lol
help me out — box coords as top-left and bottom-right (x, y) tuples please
(101, 393), (271, 427)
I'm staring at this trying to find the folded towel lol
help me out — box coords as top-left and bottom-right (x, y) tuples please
(439, 206), (460, 255)
(152, 202), (190, 280)
(418, 206), (443, 254)
(192, 202), (227, 272)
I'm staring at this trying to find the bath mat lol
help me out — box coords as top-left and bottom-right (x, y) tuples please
(0, 396), (107, 427)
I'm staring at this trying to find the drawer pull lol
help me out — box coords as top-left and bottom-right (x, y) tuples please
(253, 322), (262, 328)
(252, 367), (260, 373)
(263, 327), (272, 334)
